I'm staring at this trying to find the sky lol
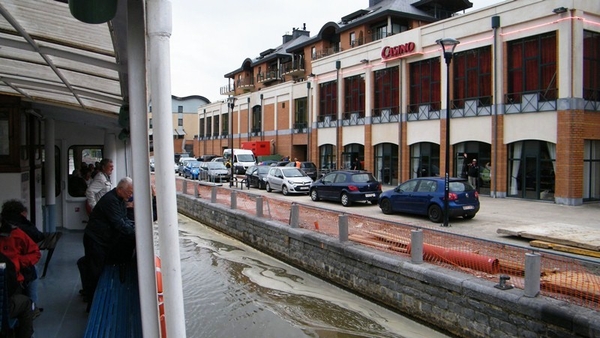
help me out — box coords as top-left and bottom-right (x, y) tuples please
(170, 0), (505, 102)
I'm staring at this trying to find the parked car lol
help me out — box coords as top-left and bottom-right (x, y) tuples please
(246, 165), (270, 189)
(378, 177), (480, 222)
(309, 170), (382, 207)
(205, 162), (230, 182)
(177, 157), (196, 176)
(266, 167), (313, 195)
(211, 157), (225, 163)
(271, 161), (290, 167)
(285, 161), (317, 180)
(197, 154), (219, 162)
(182, 160), (202, 180)
(257, 160), (278, 166)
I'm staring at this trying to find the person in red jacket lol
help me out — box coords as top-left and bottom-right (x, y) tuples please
(0, 214), (41, 285)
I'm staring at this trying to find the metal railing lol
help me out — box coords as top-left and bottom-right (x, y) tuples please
(407, 102), (441, 121)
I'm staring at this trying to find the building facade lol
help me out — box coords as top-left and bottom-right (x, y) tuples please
(195, 0), (600, 205)
(149, 95), (209, 157)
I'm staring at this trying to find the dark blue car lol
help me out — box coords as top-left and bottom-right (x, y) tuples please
(309, 170), (382, 207)
(378, 177), (479, 222)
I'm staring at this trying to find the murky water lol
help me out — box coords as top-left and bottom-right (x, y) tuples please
(177, 215), (449, 338)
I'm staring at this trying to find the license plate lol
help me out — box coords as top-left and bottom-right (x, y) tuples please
(463, 205), (475, 210)
(365, 193), (375, 198)
(298, 186), (308, 190)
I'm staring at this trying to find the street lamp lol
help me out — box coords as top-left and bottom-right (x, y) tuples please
(227, 96), (236, 186)
(436, 37), (460, 227)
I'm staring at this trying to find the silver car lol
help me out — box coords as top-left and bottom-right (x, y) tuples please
(266, 167), (313, 195)
(205, 162), (230, 183)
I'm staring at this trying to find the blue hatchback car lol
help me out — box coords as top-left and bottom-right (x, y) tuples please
(182, 160), (202, 180)
(309, 170), (382, 207)
(378, 177), (480, 222)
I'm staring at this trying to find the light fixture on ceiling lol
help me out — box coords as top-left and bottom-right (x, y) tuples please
(552, 7), (568, 14)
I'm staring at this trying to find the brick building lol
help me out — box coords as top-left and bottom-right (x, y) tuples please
(194, 0), (600, 205)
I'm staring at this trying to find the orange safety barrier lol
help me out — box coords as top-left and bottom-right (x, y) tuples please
(409, 243), (500, 274)
(156, 256), (167, 338)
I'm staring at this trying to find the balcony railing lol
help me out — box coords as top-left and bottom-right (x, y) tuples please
(293, 122), (307, 134)
(372, 107), (400, 124)
(342, 111), (365, 126)
(220, 83), (234, 95)
(312, 46), (341, 60)
(281, 59), (305, 77)
(504, 89), (557, 114)
(450, 96), (493, 117)
(236, 77), (254, 89)
(316, 114), (337, 128)
(257, 70), (280, 84)
(584, 88), (600, 111)
(407, 102), (441, 121)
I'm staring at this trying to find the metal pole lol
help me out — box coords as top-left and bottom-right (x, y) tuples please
(443, 58), (451, 227)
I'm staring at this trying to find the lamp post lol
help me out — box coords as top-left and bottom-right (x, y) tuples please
(227, 96), (236, 186)
(436, 37), (459, 227)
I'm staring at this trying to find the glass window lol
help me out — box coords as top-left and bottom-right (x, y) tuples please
(583, 140), (600, 201)
(583, 30), (600, 107)
(344, 75), (365, 117)
(67, 146), (103, 198)
(374, 67), (400, 116)
(319, 81), (337, 120)
(409, 58), (441, 113)
(410, 143), (440, 178)
(453, 46), (492, 108)
(507, 32), (557, 103)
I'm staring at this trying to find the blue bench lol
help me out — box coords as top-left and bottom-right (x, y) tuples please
(84, 261), (142, 338)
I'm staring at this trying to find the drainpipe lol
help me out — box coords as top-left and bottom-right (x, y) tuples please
(492, 16), (500, 198)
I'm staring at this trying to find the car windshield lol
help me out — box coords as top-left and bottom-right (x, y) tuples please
(236, 154), (255, 162)
(257, 166), (270, 174)
(207, 162), (226, 170)
(282, 168), (306, 177)
(190, 162), (201, 168)
(351, 173), (376, 183)
(302, 162), (316, 169)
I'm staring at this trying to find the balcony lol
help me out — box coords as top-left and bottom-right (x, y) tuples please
(257, 70), (280, 84)
(372, 107), (400, 124)
(220, 83), (234, 95)
(583, 88), (600, 111)
(281, 59), (305, 77)
(236, 77), (254, 90)
(312, 46), (341, 60)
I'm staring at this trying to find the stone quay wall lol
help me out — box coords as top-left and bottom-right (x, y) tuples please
(177, 193), (600, 338)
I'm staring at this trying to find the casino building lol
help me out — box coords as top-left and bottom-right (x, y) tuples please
(194, 0), (600, 205)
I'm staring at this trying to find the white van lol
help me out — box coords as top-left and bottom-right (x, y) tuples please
(223, 149), (256, 174)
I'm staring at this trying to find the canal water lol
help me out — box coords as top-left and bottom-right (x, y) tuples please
(177, 215), (449, 338)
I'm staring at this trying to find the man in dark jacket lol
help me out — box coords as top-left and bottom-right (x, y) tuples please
(81, 177), (135, 305)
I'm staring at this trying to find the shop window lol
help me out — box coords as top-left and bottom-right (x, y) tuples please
(410, 143), (440, 178)
(319, 144), (336, 173)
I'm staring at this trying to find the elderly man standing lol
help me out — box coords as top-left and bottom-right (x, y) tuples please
(85, 158), (114, 214)
(81, 177), (135, 308)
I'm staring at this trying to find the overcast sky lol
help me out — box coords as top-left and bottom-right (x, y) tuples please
(170, 0), (505, 102)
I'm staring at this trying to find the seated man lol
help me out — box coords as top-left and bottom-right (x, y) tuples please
(81, 177), (135, 306)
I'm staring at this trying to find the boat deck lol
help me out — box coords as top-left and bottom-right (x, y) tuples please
(35, 229), (88, 338)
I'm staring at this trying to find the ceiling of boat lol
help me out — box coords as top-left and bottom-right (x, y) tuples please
(0, 0), (129, 127)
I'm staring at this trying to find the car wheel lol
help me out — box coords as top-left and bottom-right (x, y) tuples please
(428, 204), (443, 223)
(380, 199), (392, 214)
(266, 183), (272, 192)
(310, 189), (319, 201)
(282, 185), (289, 196)
(340, 193), (351, 207)
(464, 214), (476, 219)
